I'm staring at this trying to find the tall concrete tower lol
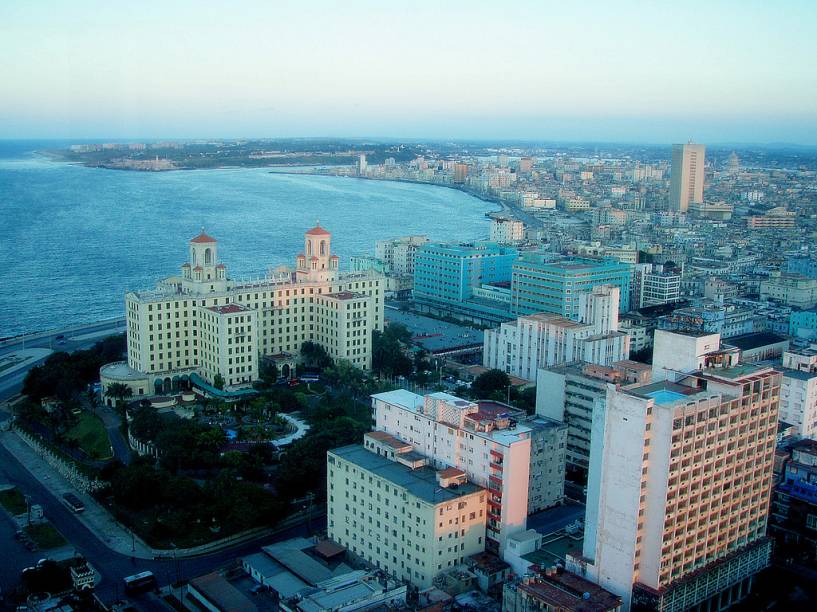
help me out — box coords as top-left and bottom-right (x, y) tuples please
(570, 333), (777, 611)
(669, 143), (705, 212)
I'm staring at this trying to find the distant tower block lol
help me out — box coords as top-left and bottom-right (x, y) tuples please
(669, 142), (705, 212)
(727, 151), (740, 174)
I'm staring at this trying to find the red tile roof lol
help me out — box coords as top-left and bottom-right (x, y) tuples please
(438, 467), (466, 479)
(190, 231), (217, 243)
(306, 225), (330, 236)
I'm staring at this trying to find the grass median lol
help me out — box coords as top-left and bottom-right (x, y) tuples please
(0, 487), (28, 515)
(25, 522), (68, 550)
(65, 412), (112, 460)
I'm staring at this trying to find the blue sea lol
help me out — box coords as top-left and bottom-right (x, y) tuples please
(0, 140), (495, 337)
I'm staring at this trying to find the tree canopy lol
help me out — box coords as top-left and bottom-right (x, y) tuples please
(23, 335), (126, 402)
(471, 369), (511, 399)
(372, 324), (413, 377)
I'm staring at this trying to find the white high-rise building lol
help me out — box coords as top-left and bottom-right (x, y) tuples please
(537, 361), (651, 473)
(101, 225), (384, 399)
(490, 217), (525, 244)
(358, 153), (367, 175)
(483, 285), (629, 381)
(374, 235), (428, 276)
(669, 143), (705, 213)
(372, 390), (532, 555)
(651, 329), (739, 383)
(631, 264), (682, 309)
(570, 331), (778, 610)
(779, 347), (817, 439)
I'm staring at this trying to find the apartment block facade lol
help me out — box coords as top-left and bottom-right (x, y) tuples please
(779, 347), (817, 439)
(484, 285), (629, 381)
(669, 143), (705, 213)
(537, 361), (651, 473)
(375, 235), (428, 276)
(414, 241), (518, 325)
(327, 438), (487, 589)
(372, 390), (531, 554)
(572, 358), (779, 611)
(510, 255), (631, 318)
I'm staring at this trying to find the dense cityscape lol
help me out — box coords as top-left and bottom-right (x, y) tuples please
(3, 2), (817, 612)
(3, 137), (817, 612)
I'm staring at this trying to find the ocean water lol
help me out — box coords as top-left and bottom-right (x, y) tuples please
(0, 141), (495, 336)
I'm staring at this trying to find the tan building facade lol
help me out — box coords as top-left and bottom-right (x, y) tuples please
(327, 436), (487, 589)
(669, 143), (705, 213)
(116, 225), (384, 396)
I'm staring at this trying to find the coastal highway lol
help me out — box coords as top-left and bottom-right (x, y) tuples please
(0, 318), (126, 402)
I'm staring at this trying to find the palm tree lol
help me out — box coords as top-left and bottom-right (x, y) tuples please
(105, 382), (133, 408)
(86, 388), (99, 416)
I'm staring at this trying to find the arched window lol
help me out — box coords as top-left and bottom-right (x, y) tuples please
(205, 248), (212, 264)
(307, 241), (312, 255)
(320, 240), (326, 256)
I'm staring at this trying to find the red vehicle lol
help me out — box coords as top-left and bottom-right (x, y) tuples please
(288, 378), (300, 387)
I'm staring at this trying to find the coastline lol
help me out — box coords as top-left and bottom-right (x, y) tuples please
(4, 157), (502, 338)
(267, 169), (509, 215)
(36, 150), (510, 215)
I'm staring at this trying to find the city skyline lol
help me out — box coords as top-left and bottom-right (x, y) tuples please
(2, 1), (816, 143)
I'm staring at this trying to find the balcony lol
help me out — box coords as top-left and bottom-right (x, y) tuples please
(489, 475), (503, 487)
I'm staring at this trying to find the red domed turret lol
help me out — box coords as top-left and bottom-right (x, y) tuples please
(190, 231), (217, 243)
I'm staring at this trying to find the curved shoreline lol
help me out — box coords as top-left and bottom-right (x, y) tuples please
(4, 159), (499, 338)
(39, 151), (511, 216)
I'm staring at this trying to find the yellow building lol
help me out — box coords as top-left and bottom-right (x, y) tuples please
(327, 433), (488, 589)
(103, 225), (383, 397)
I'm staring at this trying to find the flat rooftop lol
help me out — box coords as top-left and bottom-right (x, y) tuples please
(781, 367), (817, 381)
(385, 308), (484, 353)
(729, 331), (788, 351)
(330, 444), (484, 504)
(626, 380), (712, 406)
(372, 389), (532, 445)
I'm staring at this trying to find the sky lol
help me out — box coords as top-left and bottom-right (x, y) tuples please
(1, 0), (816, 144)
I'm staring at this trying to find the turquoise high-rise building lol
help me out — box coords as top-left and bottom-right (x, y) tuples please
(511, 254), (631, 318)
(414, 241), (518, 325)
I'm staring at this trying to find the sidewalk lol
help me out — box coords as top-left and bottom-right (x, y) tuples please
(0, 429), (155, 559)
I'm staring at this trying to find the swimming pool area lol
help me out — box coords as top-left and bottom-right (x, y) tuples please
(646, 389), (689, 405)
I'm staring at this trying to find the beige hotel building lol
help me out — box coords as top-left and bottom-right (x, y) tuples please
(101, 225), (383, 398)
(571, 331), (779, 611)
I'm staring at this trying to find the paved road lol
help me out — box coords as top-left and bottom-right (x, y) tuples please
(527, 501), (586, 536)
(0, 442), (324, 605)
(0, 319), (126, 402)
(95, 403), (132, 465)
